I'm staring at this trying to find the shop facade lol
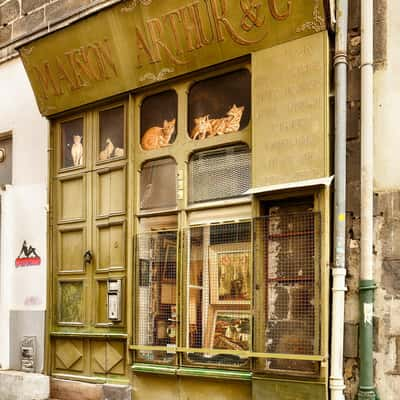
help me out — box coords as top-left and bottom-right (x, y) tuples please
(19, 1), (333, 398)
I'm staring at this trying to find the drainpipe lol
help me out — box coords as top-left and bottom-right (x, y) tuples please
(330, 1), (348, 400)
(358, 0), (377, 399)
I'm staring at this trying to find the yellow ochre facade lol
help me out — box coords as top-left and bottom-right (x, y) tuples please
(19, 1), (332, 399)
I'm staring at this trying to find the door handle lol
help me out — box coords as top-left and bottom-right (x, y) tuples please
(84, 250), (93, 264)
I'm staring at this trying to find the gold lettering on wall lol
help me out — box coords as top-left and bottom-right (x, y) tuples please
(268, 0), (292, 21)
(32, 38), (118, 99)
(33, 62), (61, 99)
(208, 0), (266, 45)
(146, 18), (188, 65)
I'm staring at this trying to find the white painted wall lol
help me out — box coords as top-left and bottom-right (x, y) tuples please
(0, 57), (48, 369)
(374, 1), (400, 190)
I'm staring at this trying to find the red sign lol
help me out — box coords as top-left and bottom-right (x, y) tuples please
(15, 257), (41, 267)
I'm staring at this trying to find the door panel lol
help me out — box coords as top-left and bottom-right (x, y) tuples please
(58, 175), (87, 222)
(96, 222), (126, 271)
(58, 226), (87, 273)
(96, 167), (126, 217)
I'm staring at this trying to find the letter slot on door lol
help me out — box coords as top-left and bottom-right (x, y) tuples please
(107, 279), (122, 321)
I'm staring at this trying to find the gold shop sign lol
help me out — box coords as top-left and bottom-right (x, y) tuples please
(19, 0), (327, 116)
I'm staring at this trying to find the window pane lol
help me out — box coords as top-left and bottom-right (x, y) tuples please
(189, 144), (250, 204)
(254, 209), (321, 374)
(185, 222), (251, 368)
(61, 118), (84, 169)
(140, 158), (177, 210)
(99, 106), (125, 161)
(189, 70), (250, 141)
(136, 230), (177, 364)
(0, 135), (12, 185)
(140, 91), (177, 151)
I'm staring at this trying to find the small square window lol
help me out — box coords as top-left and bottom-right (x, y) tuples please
(189, 69), (251, 141)
(98, 106), (125, 161)
(140, 91), (177, 151)
(140, 158), (177, 210)
(61, 118), (84, 169)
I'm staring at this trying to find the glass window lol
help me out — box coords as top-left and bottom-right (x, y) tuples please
(185, 221), (252, 368)
(140, 158), (177, 211)
(61, 118), (84, 169)
(136, 230), (178, 364)
(188, 144), (250, 204)
(140, 91), (177, 151)
(98, 106), (125, 161)
(0, 134), (12, 185)
(188, 69), (251, 141)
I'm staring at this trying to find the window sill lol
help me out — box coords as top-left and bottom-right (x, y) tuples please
(131, 364), (252, 381)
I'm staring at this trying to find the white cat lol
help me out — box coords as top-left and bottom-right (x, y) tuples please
(99, 138), (114, 161)
(71, 135), (83, 166)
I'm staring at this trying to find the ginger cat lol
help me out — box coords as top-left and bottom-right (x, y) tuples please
(223, 104), (245, 133)
(191, 115), (212, 140)
(191, 105), (245, 140)
(71, 135), (83, 166)
(141, 119), (176, 151)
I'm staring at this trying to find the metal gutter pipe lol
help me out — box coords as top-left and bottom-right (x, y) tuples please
(358, 0), (377, 399)
(330, 1), (348, 400)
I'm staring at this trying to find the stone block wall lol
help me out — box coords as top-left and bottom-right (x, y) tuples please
(344, 1), (392, 399)
(0, 0), (122, 62)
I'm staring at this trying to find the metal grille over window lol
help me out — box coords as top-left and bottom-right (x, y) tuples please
(140, 158), (177, 210)
(184, 221), (251, 368)
(254, 211), (321, 374)
(136, 230), (177, 364)
(188, 145), (250, 204)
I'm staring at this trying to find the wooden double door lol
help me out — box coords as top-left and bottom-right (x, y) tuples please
(49, 103), (130, 380)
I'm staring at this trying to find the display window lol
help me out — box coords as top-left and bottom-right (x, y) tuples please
(98, 106), (125, 162)
(61, 117), (84, 169)
(140, 158), (177, 211)
(188, 70), (251, 141)
(140, 90), (178, 151)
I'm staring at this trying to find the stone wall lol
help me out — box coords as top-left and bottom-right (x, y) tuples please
(0, 0), (122, 62)
(344, 1), (392, 399)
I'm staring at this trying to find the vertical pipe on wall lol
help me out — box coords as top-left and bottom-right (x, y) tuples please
(358, 0), (377, 399)
(330, 1), (348, 400)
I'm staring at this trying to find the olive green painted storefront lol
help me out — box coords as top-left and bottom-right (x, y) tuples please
(19, 1), (332, 399)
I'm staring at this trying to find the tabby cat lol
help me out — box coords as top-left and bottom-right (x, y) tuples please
(141, 118), (176, 151)
(191, 104), (245, 140)
(190, 115), (212, 140)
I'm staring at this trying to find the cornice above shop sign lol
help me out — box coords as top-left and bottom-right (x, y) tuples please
(18, 0), (327, 116)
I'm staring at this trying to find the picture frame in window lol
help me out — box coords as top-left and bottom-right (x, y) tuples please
(209, 310), (251, 351)
(208, 244), (251, 305)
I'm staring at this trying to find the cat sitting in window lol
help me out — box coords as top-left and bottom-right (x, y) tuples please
(191, 104), (245, 140)
(141, 118), (176, 151)
(99, 138), (114, 161)
(71, 135), (83, 166)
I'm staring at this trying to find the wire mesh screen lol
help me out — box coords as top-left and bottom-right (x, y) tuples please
(136, 230), (177, 364)
(254, 211), (321, 374)
(184, 221), (251, 368)
(188, 145), (250, 204)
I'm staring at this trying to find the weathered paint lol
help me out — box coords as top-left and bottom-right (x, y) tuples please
(19, 0), (326, 116)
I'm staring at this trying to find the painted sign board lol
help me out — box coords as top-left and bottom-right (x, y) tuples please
(252, 31), (329, 186)
(19, 0), (327, 116)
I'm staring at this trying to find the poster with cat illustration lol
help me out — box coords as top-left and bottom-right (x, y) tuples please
(140, 90), (178, 151)
(61, 118), (84, 168)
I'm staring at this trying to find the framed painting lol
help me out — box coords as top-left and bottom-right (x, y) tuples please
(208, 243), (251, 305)
(209, 310), (251, 351)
